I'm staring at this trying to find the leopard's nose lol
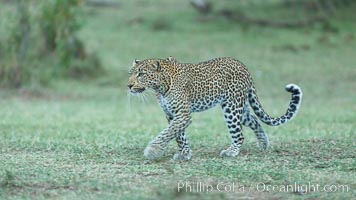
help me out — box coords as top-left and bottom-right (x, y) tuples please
(127, 84), (133, 89)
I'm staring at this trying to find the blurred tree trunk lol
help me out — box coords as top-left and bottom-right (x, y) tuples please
(190, 0), (354, 28)
(190, 0), (211, 15)
(220, 9), (327, 28)
(86, 0), (121, 8)
(11, 0), (31, 87)
(16, 0), (30, 67)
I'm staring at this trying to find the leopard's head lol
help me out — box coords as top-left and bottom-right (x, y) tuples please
(127, 59), (164, 94)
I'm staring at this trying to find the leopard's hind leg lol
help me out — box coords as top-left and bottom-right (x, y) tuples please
(242, 104), (269, 151)
(220, 96), (244, 157)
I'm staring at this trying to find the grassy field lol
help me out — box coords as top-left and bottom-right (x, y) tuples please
(1, 1), (355, 199)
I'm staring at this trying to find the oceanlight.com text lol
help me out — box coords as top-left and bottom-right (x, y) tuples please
(177, 181), (350, 193)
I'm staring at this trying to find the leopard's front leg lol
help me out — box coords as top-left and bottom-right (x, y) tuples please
(164, 114), (192, 161)
(173, 131), (192, 161)
(144, 109), (192, 160)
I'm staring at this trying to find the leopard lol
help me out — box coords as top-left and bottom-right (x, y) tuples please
(127, 56), (302, 160)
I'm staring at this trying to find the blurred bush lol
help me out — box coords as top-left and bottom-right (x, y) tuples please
(0, 0), (103, 88)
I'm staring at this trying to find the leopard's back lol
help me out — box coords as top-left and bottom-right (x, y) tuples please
(180, 57), (253, 112)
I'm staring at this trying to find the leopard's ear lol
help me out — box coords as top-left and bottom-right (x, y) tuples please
(167, 56), (176, 62)
(167, 56), (173, 61)
(132, 59), (140, 66)
(152, 61), (161, 72)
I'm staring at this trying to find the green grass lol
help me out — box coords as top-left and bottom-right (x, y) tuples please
(1, 0), (355, 199)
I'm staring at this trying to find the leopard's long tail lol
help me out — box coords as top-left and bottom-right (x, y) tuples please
(248, 84), (302, 126)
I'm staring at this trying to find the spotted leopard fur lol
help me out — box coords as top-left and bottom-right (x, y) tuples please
(128, 57), (302, 160)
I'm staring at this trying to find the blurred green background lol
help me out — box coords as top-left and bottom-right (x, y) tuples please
(0, 0), (355, 199)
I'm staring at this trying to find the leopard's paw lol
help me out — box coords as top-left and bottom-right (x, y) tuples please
(220, 146), (240, 157)
(173, 149), (192, 161)
(258, 139), (269, 151)
(144, 143), (166, 160)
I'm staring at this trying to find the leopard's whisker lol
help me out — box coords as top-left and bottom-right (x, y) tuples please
(127, 89), (132, 113)
(146, 89), (155, 94)
(142, 92), (149, 104)
(138, 93), (143, 103)
(141, 92), (146, 104)
(138, 92), (144, 104)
